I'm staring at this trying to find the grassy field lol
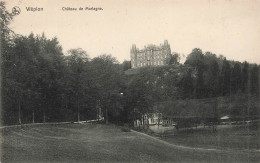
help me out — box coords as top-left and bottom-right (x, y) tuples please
(156, 125), (260, 152)
(149, 122), (260, 151)
(1, 123), (260, 162)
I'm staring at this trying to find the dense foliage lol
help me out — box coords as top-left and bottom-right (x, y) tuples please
(125, 49), (260, 124)
(1, 2), (259, 125)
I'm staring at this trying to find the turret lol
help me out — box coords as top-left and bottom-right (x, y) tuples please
(164, 40), (168, 46)
(131, 44), (136, 53)
(130, 44), (137, 68)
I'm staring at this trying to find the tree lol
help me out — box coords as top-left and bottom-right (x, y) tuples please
(2, 33), (66, 124)
(179, 68), (194, 98)
(231, 62), (242, 94)
(90, 54), (122, 123)
(167, 53), (180, 65)
(1, 1), (15, 124)
(241, 61), (249, 93)
(35, 34), (65, 123)
(220, 58), (231, 96)
(66, 48), (89, 122)
(0, 1), (15, 48)
(122, 60), (131, 71)
(126, 72), (151, 128)
(204, 52), (219, 97)
(185, 49), (204, 68)
(185, 48), (205, 98)
(250, 65), (259, 97)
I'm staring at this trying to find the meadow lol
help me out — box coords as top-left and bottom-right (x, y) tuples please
(1, 123), (259, 162)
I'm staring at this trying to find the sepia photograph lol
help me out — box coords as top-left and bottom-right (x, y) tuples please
(1, 0), (260, 162)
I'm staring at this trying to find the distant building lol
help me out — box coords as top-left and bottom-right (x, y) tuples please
(162, 117), (177, 127)
(130, 40), (171, 68)
(134, 113), (162, 127)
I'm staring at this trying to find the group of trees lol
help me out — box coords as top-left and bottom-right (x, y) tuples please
(125, 48), (260, 123)
(184, 48), (259, 98)
(1, 2), (259, 126)
(1, 32), (125, 125)
(1, 2), (126, 125)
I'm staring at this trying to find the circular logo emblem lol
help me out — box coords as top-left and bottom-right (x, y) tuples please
(12, 6), (21, 15)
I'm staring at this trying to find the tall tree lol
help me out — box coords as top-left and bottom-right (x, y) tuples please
(220, 58), (231, 96)
(90, 54), (122, 123)
(241, 61), (249, 93)
(204, 52), (219, 97)
(179, 68), (194, 98)
(66, 48), (89, 122)
(125, 68), (154, 126)
(231, 62), (242, 94)
(1, 1), (16, 124)
(250, 65), (259, 97)
(185, 48), (205, 98)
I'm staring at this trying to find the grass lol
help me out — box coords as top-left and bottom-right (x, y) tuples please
(1, 123), (260, 162)
(151, 122), (260, 152)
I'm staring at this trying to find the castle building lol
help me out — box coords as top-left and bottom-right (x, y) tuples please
(130, 40), (171, 68)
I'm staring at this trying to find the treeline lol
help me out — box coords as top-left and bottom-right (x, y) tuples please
(1, 2), (127, 125)
(1, 2), (259, 125)
(124, 49), (260, 122)
(2, 32), (127, 125)
(184, 48), (259, 98)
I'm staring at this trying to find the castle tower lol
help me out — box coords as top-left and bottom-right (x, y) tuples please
(164, 40), (168, 46)
(164, 40), (171, 57)
(130, 44), (137, 68)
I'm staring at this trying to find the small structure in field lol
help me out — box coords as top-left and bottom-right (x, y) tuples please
(134, 113), (162, 128)
(220, 115), (230, 124)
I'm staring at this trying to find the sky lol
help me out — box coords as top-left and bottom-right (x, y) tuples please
(5, 0), (260, 64)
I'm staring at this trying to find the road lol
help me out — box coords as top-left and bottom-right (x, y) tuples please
(1, 123), (259, 162)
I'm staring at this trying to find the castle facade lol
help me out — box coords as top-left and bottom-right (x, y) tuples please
(130, 40), (171, 68)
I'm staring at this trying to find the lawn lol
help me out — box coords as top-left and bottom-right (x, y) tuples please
(1, 123), (259, 162)
(150, 122), (260, 152)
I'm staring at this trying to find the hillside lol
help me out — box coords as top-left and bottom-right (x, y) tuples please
(156, 94), (260, 121)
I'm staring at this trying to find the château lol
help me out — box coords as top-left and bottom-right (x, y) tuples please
(130, 40), (171, 68)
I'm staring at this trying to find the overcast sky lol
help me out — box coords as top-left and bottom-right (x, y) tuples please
(5, 0), (260, 63)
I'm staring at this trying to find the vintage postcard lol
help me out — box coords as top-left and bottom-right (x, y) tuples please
(1, 0), (260, 162)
